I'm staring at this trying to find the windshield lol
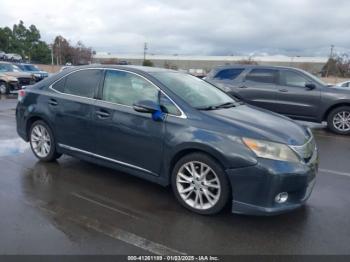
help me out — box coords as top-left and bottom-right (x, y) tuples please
(0, 63), (21, 72)
(151, 72), (235, 109)
(19, 64), (39, 71)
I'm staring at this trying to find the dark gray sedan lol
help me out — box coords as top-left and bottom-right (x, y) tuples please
(206, 65), (350, 135)
(16, 65), (318, 215)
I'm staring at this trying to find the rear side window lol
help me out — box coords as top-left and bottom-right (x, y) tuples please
(214, 68), (244, 80)
(52, 77), (65, 92)
(245, 69), (277, 84)
(52, 69), (102, 98)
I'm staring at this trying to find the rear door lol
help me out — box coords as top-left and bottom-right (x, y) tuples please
(274, 69), (321, 120)
(49, 69), (103, 152)
(238, 68), (279, 111)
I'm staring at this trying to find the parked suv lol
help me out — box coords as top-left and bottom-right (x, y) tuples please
(16, 65), (317, 215)
(206, 65), (350, 135)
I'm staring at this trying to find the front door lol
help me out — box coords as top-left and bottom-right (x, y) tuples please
(93, 69), (165, 176)
(274, 69), (321, 120)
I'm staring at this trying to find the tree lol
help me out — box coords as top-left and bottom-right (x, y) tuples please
(0, 27), (12, 52)
(322, 54), (350, 77)
(52, 36), (92, 65)
(143, 59), (154, 67)
(0, 21), (49, 63)
(31, 41), (51, 64)
(0, 21), (93, 64)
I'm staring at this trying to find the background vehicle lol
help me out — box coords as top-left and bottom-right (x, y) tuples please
(16, 63), (49, 82)
(16, 65), (317, 216)
(0, 51), (6, 60)
(0, 62), (35, 94)
(59, 65), (74, 72)
(4, 53), (22, 62)
(336, 80), (350, 88)
(206, 65), (350, 135)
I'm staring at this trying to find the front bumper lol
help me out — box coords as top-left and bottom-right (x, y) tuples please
(226, 150), (318, 216)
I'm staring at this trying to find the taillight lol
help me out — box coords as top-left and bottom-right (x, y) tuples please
(18, 89), (26, 102)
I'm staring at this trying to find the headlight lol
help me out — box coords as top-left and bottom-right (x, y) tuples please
(34, 73), (41, 77)
(242, 138), (300, 163)
(7, 76), (18, 82)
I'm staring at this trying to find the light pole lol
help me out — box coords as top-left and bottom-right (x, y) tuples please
(143, 42), (148, 63)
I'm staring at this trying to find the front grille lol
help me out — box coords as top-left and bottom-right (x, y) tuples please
(290, 134), (316, 163)
(9, 81), (20, 91)
(17, 77), (33, 87)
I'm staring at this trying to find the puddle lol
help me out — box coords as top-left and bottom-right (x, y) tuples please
(0, 138), (30, 157)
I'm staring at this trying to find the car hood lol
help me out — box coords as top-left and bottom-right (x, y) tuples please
(31, 70), (48, 74)
(203, 105), (310, 146)
(2, 72), (33, 78)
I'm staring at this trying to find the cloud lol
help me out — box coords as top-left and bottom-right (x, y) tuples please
(0, 0), (349, 56)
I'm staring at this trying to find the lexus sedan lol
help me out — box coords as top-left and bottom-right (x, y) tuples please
(16, 65), (318, 215)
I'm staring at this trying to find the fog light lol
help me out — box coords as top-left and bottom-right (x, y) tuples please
(275, 192), (288, 203)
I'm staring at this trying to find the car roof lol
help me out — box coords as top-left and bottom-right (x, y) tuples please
(62, 64), (178, 75)
(213, 64), (303, 71)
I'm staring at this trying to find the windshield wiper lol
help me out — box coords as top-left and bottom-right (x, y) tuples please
(196, 102), (237, 111)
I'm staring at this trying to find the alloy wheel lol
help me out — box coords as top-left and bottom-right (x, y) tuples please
(0, 84), (7, 95)
(30, 124), (52, 158)
(176, 161), (221, 210)
(333, 111), (350, 132)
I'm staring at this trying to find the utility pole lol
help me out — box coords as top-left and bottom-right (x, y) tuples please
(143, 42), (148, 62)
(326, 45), (335, 78)
(49, 44), (54, 65)
(330, 45), (334, 58)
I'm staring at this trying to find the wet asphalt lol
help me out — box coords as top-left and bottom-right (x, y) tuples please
(0, 95), (349, 255)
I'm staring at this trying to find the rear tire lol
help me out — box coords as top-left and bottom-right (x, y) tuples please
(29, 120), (62, 162)
(327, 106), (350, 135)
(171, 153), (230, 215)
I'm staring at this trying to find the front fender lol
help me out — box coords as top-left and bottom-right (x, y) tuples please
(162, 127), (258, 183)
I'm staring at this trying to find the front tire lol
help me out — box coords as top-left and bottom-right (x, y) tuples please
(171, 153), (230, 215)
(29, 120), (62, 162)
(327, 106), (350, 135)
(0, 81), (9, 95)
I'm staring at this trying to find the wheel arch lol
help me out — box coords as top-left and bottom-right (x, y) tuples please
(323, 102), (350, 121)
(25, 114), (55, 141)
(165, 143), (230, 184)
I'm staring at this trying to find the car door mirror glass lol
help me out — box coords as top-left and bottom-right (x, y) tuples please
(133, 100), (165, 121)
(133, 100), (159, 113)
(305, 83), (316, 90)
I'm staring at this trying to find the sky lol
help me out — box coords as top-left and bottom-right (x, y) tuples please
(0, 0), (349, 56)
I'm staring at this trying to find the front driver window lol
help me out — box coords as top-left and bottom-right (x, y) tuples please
(281, 71), (308, 87)
(102, 70), (158, 106)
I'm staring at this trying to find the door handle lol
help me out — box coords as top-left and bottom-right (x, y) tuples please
(279, 89), (288, 92)
(238, 85), (248, 89)
(48, 99), (58, 106)
(96, 110), (111, 119)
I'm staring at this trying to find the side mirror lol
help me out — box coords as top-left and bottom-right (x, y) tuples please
(133, 100), (165, 121)
(305, 83), (316, 90)
(133, 100), (159, 113)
